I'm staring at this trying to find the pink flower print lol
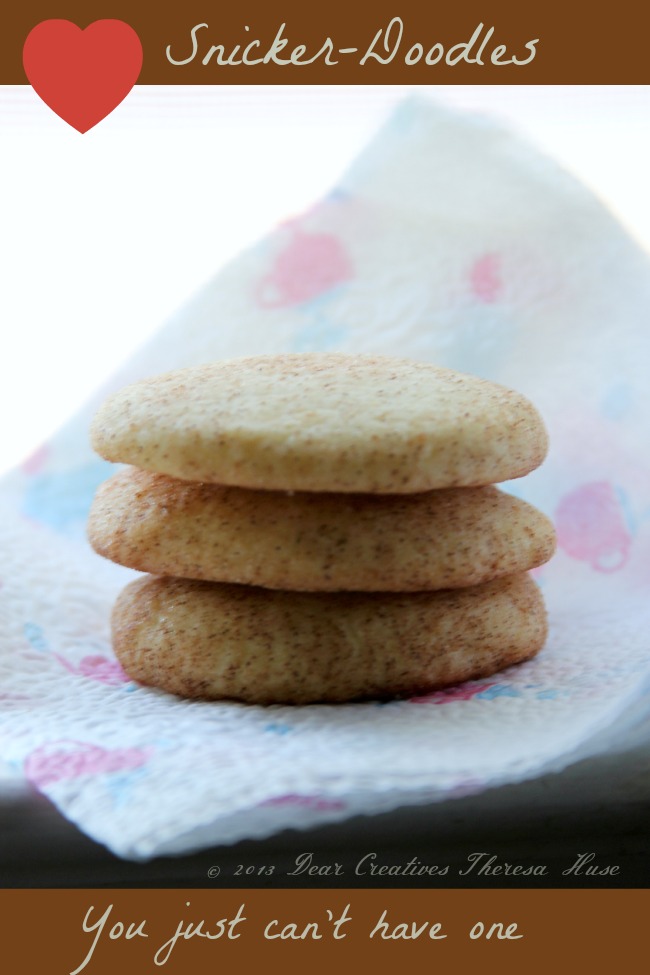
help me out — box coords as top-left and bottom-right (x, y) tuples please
(24, 741), (152, 789)
(55, 653), (131, 685)
(77, 655), (130, 685)
(20, 443), (50, 476)
(256, 227), (353, 308)
(469, 252), (502, 303)
(555, 481), (632, 573)
(410, 682), (498, 704)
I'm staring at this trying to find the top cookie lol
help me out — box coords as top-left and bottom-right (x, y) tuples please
(91, 354), (548, 493)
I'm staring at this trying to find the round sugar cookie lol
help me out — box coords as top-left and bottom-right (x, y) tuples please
(90, 468), (556, 591)
(90, 354), (548, 493)
(111, 573), (547, 704)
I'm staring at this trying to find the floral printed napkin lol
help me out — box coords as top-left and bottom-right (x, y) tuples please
(0, 98), (649, 859)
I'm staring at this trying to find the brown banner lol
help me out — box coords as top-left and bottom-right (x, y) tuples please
(3, 0), (650, 83)
(1, 888), (648, 972)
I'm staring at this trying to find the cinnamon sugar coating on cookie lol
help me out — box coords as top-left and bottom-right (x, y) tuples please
(111, 573), (547, 705)
(91, 354), (548, 493)
(90, 468), (556, 591)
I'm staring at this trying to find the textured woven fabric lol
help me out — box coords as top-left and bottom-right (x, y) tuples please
(1, 98), (649, 859)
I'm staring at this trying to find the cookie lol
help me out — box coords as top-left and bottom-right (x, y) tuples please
(111, 573), (547, 704)
(90, 354), (548, 493)
(89, 468), (556, 591)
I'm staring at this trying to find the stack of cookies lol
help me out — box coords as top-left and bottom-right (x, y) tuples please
(88, 354), (555, 705)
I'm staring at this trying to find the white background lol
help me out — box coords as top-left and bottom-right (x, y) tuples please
(1, 84), (648, 476)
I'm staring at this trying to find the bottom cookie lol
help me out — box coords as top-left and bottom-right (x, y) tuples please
(112, 573), (547, 705)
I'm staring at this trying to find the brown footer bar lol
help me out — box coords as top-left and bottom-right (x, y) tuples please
(1, 888), (646, 972)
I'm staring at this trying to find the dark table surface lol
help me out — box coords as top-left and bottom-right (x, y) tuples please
(2, 736), (648, 888)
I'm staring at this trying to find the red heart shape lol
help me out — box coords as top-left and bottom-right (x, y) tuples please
(23, 19), (143, 133)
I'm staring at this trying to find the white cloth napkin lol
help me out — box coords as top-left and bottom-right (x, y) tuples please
(1, 97), (649, 860)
